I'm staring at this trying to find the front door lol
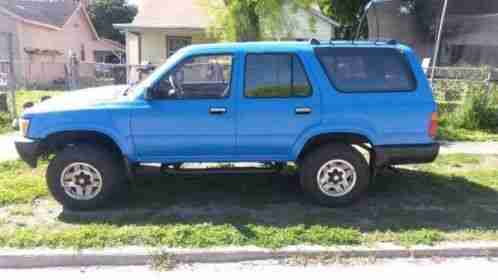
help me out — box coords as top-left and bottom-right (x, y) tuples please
(131, 54), (236, 162)
(236, 53), (320, 161)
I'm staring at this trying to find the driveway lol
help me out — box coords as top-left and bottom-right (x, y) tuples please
(0, 132), (19, 162)
(439, 141), (498, 155)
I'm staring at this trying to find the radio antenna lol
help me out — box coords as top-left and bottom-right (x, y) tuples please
(353, 0), (373, 43)
(374, 1), (380, 43)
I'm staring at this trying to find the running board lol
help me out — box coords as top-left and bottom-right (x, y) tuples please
(161, 166), (280, 175)
(159, 163), (285, 175)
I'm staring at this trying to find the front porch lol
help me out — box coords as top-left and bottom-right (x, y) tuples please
(114, 24), (215, 83)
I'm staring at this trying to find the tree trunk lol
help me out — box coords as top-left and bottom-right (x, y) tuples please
(224, 0), (261, 42)
(240, 1), (260, 42)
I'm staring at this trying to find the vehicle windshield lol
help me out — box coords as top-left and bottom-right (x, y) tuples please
(129, 49), (186, 99)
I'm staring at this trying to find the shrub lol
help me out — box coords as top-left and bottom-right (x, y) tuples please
(0, 111), (12, 134)
(456, 85), (498, 131)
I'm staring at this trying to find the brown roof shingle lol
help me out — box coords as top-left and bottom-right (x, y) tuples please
(0, 0), (79, 28)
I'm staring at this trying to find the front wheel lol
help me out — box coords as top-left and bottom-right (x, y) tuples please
(46, 144), (126, 211)
(300, 144), (370, 207)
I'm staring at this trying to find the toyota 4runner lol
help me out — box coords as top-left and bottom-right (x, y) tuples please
(15, 40), (439, 210)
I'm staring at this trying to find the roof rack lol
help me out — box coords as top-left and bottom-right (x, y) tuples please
(374, 38), (398, 45)
(309, 38), (320, 45)
(307, 39), (399, 46)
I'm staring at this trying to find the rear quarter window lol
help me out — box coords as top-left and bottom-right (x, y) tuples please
(315, 47), (417, 93)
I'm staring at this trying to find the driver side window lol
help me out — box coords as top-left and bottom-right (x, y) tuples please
(153, 54), (233, 100)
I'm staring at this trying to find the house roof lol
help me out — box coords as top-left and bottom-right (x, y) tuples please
(445, 0), (498, 15)
(0, 0), (79, 28)
(128, 0), (209, 30)
(0, 0), (125, 51)
(445, 13), (498, 46)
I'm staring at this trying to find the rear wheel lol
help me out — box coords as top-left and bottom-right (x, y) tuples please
(300, 144), (370, 206)
(46, 144), (126, 211)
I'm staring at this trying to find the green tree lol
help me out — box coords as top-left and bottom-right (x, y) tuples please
(317, 0), (369, 39)
(200, 0), (317, 42)
(88, 0), (137, 44)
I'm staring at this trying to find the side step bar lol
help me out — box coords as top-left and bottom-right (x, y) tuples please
(160, 163), (285, 175)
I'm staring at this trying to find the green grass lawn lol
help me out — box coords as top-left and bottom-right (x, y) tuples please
(438, 124), (498, 142)
(0, 154), (497, 249)
(0, 112), (12, 134)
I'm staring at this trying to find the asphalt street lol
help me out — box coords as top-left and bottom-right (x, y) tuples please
(1, 258), (497, 279)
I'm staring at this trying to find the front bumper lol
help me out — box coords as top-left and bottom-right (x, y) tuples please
(15, 137), (41, 168)
(374, 143), (440, 167)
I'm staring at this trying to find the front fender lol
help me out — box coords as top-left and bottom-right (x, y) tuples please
(28, 110), (134, 159)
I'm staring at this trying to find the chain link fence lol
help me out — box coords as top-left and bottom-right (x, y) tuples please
(7, 61), (145, 91)
(426, 66), (498, 115)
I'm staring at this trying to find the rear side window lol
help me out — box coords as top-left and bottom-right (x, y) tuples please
(245, 54), (312, 98)
(315, 48), (416, 93)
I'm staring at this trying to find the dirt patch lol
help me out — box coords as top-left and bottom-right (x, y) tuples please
(0, 198), (62, 230)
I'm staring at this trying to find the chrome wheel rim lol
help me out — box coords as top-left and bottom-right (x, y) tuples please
(316, 159), (357, 197)
(60, 162), (103, 201)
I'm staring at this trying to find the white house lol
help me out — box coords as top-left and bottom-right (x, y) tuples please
(115, 0), (339, 82)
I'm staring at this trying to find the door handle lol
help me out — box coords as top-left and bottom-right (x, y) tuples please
(295, 107), (312, 115)
(209, 107), (227, 115)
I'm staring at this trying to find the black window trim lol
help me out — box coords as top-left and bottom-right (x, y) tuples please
(152, 52), (235, 100)
(243, 52), (314, 99)
(314, 47), (418, 94)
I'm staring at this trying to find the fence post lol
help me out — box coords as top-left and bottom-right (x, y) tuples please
(6, 32), (16, 119)
(485, 68), (492, 96)
(487, 68), (497, 97)
(65, 52), (80, 91)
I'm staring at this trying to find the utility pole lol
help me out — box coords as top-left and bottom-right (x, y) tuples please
(430, 0), (449, 84)
(6, 32), (16, 119)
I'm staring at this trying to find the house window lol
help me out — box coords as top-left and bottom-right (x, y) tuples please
(167, 36), (191, 57)
(80, 44), (86, 62)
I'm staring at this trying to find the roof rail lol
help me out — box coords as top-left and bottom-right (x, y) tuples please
(304, 39), (399, 46)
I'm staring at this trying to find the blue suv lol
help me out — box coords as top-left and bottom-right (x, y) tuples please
(15, 40), (439, 210)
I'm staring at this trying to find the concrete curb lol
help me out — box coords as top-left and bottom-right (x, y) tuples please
(1, 242), (498, 268)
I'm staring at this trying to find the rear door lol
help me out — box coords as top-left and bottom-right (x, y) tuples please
(236, 52), (321, 161)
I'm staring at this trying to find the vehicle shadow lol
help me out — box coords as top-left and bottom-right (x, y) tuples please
(58, 168), (498, 233)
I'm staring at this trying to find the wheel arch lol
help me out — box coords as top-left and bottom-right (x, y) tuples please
(295, 132), (375, 163)
(41, 130), (125, 157)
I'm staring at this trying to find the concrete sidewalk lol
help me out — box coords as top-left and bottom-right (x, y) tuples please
(1, 242), (498, 269)
(0, 132), (497, 163)
(0, 132), (19, 162)
(439, 141), (498, 155)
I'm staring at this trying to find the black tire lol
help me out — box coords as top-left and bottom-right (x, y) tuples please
(300, 143), (370, 207)
(46, 144), (126, 211)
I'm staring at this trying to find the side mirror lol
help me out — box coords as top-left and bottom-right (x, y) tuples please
(168, 88), (178, 97)
(144, 87), (155, 100)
